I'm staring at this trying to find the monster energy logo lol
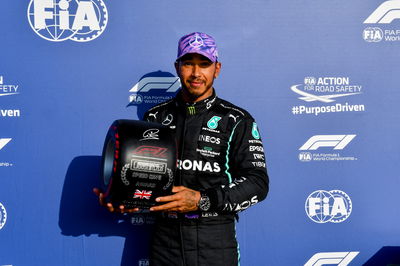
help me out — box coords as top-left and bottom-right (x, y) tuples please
(187, 106), (196, 115)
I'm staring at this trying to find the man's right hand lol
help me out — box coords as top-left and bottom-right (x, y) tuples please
(93, 188), (139, 213)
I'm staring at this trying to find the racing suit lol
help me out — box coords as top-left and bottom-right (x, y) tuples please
(143, 89), (269, 266)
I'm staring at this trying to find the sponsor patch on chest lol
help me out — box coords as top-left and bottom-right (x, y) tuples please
(177, 159), (221, 173)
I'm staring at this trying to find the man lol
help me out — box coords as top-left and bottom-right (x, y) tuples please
(95, 32), (269, 265)
(144, 32), (269, 266)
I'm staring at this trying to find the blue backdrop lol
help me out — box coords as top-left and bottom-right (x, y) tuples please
(1, 0), (400, 265)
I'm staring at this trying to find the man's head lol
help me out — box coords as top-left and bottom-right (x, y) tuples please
(175, 32), (221, 102)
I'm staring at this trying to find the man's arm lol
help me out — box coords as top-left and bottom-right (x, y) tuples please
(204, 117), (269, 212)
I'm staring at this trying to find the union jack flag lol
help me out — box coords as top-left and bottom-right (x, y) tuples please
(133, 189), (152, 200)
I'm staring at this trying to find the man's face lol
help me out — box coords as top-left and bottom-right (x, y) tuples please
(175, 53), (221, 102)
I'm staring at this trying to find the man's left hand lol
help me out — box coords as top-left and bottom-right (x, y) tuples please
(150, 186), (200, 213)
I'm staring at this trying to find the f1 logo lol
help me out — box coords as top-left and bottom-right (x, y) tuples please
(304, 252), (359, 266)
(130, 77), (181, 93)
(299, 135), (356, 151)
(133, 146), (168, 158)
(364, 0), (400, 24)
(0, 138), (12, 150)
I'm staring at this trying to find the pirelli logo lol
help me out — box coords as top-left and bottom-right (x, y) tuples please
(130, 160), (167, 174)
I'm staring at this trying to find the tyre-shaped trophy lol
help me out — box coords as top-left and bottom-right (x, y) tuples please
(101, 120), (176, 209)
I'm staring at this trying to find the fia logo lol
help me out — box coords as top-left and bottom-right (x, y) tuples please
(130, 94), (143, 104)
(138, 259), (149, 266)
(130, 215), (145, 225)
(0, 202), (7, 230)
(304, 77), (316, 85)
(363, 27), (383, 42)
(305, 190), (352, 223)
(299, 152), (312, 162)
(207, 116), (221, 130)
(27, 0), (108, 42)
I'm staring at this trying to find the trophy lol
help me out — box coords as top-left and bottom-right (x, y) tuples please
(101, 120), (176, 209)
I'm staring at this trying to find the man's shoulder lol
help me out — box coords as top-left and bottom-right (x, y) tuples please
(143, 97), (177, 122)
(216, 97), (253, 120)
